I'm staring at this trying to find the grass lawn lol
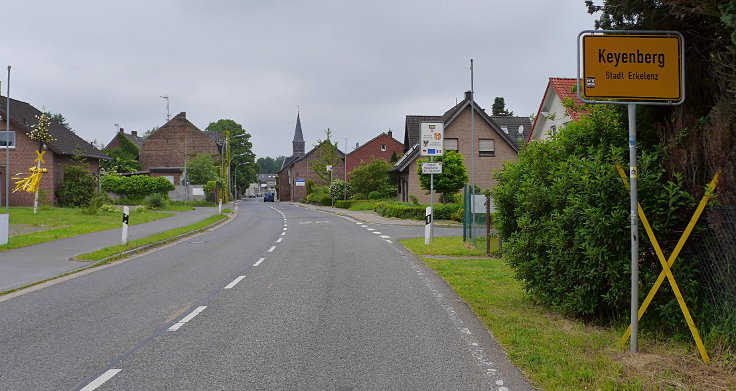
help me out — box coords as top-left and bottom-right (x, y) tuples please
(1, 207), (174, 251)
(401, 237), (736, 391)
(75, 214), (227, 261)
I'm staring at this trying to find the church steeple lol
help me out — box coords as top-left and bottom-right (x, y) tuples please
(292, 112), (305, 156)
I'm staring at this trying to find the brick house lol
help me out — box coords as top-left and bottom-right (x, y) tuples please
(345, 130), (403, 180)
(104, 128), (143, 150)
(138, 112), (221, 185)
(0, 96), (110, 206)
(278, 113), (345, 202)
(392, 91), (522, 204)
(527, 78), (589, 143)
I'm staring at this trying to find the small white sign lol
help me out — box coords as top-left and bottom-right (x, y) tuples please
(472, 194), (496, 214)
(192, 187), (205, 196)
(326, 165), (333, 172)
(295, 178), (306, 186)
(420, 122), (444, 156)
(422, 162), (442, 174)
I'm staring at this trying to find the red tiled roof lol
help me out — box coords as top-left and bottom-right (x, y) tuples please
(549, 78), (588, 121)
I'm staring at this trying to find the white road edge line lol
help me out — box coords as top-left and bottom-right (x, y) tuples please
(372, 232), (382, 234)
(81, 369), (122, 391)
(281, 232), (286, 236)
(253, 257), (265, 266)
(224, 276), (246, 289)
(276, 238), (283, 243)
(268, 246), (276, 252)
(380, 235), (390, 239)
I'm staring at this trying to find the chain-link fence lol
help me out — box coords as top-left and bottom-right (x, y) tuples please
(682, 206), (736, 347)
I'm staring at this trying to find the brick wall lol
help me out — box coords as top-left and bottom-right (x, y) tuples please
(0, 124), (101, 206)
(139, 113), (219, 176)
(346, 133), (403, 179)
(279, 143), (346, 201)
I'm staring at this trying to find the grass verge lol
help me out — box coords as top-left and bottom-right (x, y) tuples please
(400, 237), (736, 391)
(76, 214), (227, 261)
(2, 207), (173, 251)
(1, 213), (228, 297)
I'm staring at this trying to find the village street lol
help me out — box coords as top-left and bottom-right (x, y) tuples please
(0, 199), (532, 391)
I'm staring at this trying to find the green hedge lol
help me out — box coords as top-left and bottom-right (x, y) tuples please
(374, 202), (462, 222)
(101, 175), (174, 200)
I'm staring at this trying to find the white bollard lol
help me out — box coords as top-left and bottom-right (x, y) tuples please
(122, 206), (129, 244)
(424, 206), (432, 245)
(218, 199), (222, 215)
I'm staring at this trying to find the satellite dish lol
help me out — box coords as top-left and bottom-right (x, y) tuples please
(518, 125), (524, 134)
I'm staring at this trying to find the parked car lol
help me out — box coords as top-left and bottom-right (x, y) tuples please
(264, 192), (275, 202)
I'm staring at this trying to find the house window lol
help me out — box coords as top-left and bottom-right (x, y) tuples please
(0, 131), (16, 148)
(501, 126), (508, 134)
(445, 138), (458, 151)
(380, 144), (387, 152)
(479, 138), (495, 156)
(550, 125), (557, 136)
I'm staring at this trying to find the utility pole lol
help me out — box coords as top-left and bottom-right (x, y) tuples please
(160, 95), (170, 122)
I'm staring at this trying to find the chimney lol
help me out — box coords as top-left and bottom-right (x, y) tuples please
(387, 129), (392, 139)
(464, 91), (473, 101)
(119, 127), (124, 134)
(131, 130), (138, 137)
(174, 112), (186, 119)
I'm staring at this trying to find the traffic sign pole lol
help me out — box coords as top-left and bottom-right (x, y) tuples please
(628, 103), (639, 352)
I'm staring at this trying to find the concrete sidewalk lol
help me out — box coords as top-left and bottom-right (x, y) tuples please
(0, 207), (220, 292)
(290, 202), (462, 227)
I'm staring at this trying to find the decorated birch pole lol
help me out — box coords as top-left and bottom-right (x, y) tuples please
(13, 112), (54, 214)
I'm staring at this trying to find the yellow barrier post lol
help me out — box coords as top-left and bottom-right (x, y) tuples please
(615, 165), (718, 363)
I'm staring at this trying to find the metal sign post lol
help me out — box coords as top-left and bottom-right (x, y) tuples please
(420, 122), (444, 244)
(578, 30), (684, 353)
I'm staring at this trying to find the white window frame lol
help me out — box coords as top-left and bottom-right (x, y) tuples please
(0, 131), (16, 149)
(380, 144), (387, 152)
(478, 138), (495, 157)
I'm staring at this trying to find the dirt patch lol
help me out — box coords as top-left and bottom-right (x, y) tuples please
(9, 224), (63, 237)
(613, 348), (736, 390)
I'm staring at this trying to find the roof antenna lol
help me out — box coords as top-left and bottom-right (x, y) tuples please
(160, 95), (170, 121)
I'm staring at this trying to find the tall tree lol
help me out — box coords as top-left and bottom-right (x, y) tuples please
(309, 128), (341, 184)
(206, 119), (257, 194)
(44, 111), (74, 132)
(256, 156), (287, 173)
(491, 97), (514, 116)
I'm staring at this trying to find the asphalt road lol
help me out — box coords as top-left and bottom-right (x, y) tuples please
(0, 199), (532, 391)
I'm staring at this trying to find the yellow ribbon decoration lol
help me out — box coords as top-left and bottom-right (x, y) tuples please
(12, 167), (49, 193)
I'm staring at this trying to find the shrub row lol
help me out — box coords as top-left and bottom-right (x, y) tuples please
(373, 202), (462, 222)
(101, 175), (174, 200)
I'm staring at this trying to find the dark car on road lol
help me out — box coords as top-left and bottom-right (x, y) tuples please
(263, 192), (275, 202)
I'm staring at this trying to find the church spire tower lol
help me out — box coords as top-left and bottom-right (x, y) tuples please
(292, 111), (305, 156)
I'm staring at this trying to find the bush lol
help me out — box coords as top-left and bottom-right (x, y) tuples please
(374, 202), (425, 220)
(434, 203), (462, 221)
(312, 192), (332, 206)
(101, 175), (174, 200)
(144, 193), (166, 209)
(368, 191), (382, 200)
(492, 105), (698, 328)
(329, 179), (353, 200)
(99, 204), (121, 213)
(306, 179), (315, 195)
(56, 165), (97, 207)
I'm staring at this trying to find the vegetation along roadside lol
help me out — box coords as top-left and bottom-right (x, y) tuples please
(400, 237), (736, 391)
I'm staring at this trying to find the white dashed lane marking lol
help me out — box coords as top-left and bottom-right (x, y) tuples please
(81, 369), (121, 391)
(253, 258), (265, 267)
(224, 276), (245, 289)
(268, 246), (276, 252)
(276, 238), (283, 243)
(168, 306), (207, 331)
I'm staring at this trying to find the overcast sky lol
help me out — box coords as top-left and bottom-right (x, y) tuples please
(3, 1), (597, 159)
